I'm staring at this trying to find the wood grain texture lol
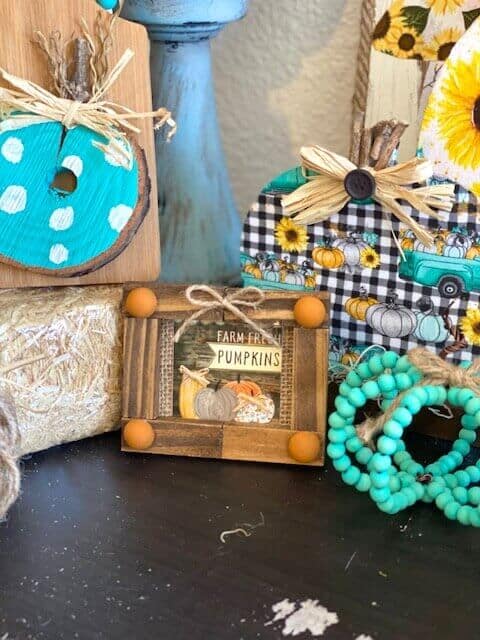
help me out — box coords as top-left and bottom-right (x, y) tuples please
(0, 0), (159, 286)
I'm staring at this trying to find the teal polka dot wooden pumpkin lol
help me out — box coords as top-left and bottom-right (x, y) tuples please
(0, 121), (149, 276)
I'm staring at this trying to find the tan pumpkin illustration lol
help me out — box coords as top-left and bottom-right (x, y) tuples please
(304, 274), (316, 288)
(234, 393), (275, 424)
(225, 376), (262, 397)
(466, 245), (480, 260)
(344, 288), (378, 321)
(244, 261), (262, 279)
(194, 383), (238, 422)
(341, 351), (359, 367)
(178, 366), (210, 419)
(312, 246), (344, 269)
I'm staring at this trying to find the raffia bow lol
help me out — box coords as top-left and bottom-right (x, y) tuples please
(0, 49), (176, 168)
(357, 348), (480, 447)
(173, 285), (280, 347)
(282, 146), (455, 246)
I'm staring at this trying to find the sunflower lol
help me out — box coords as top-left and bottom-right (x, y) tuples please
(426, 27), (462, 61)
(436, 53), (480, 170)
(360, 247), (381, 269)
(274, 217), (308, 253)
(421, 95), (437, 131)
(380, 25), (425, 59)
(425, 0), (463, 15)
(461, 307), (480, 346)
(372, 0), (405, 53)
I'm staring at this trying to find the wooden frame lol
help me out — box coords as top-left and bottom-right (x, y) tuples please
(121, 285), (329, 466)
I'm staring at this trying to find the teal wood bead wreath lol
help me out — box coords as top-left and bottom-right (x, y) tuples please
(327, 348), (480, 526)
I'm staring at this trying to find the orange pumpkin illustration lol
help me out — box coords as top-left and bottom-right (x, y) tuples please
(312, 246), (344, 269)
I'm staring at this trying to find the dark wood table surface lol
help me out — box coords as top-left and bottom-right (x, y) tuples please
(0, 431), (478, 640)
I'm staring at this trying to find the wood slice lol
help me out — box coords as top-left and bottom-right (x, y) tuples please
(0, 0), (159, 286)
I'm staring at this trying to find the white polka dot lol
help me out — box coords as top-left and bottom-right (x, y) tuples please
(49, 207), (74, 231)
(0, 185), (27, 214)
(62, 155), (83, 178)
(108, 204), (133, 233)
(1, 137), (23, 164)
(49, 244), (69, 264)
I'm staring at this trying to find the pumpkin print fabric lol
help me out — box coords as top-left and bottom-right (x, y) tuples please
(372, 0), (480, 61)
(241, 182), (480, 363)
(420, 17), (480, 197)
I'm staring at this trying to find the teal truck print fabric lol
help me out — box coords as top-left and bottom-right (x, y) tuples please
(0, 119), (148, 276)
(241, 168), (480, 363)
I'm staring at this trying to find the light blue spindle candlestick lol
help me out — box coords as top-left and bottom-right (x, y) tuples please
(120, 1), (248, 284)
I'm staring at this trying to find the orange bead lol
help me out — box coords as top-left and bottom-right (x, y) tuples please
(123, 419), (155, 450)
(288, 431), (321, 463)
(293, 296), (326, 329)
(125, 287), (158, 318)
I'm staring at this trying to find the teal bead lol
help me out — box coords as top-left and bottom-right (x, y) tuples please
(368, 355), (384, 375)
(362, 380), (380, 399)
(444, 474), (458, 490)
(401, 393), (422, 415)
(453, 440), (470, 456)
(371, 453), (391, 473)
(457, 505), (472, 526)
(380, 398), (394, 412)
(457, 388), (475, 405)
(338, 381), (352, 397)
(395, 439), (406, 452)
(454, 470), (471, 487)
(437, 455), (455, 473)
(327, 443), (345, 460)
(356, 362), (372, 380)
(413, 482), (424, 500)
(447, 387), (460, 405)
(382, 390), (398, 400)
(384, 420), (403, 439)
(436, 490), (454, 510)
(459, 428), (477, 444)
(333, 455), (351, 472)
(378, 374), (396, 394)
(403, 487), (417, 505)
(393, 492), (408, 511)
(399, 471), (414, 487)
(342, 466), (361, 486)
(346, 436), (363, 453)
(470, 509), (480, 527)
(377, 497), (396, 514)
(436, 387), (447, 405)
(97, 0), (118, 9)
(394, 373), (412, 391)
(449, 451), (463, 466)
(355, 473), (371, 492)
(377, 436), (397, 455)
(346, 371), (362, 387)
(452, 486), (468, 504)
(427, 481), (444, 499)
(394, 451), (411, 465)
(381, 351), (399, 369)
(392, 407), (412, 427)
(370, 486), (391, 504)
(388, 476), (401, 492)
(371, 471), (390, 488)
(466, 397), (480, 416)
(348, 388), (367, 408)
(328, 429), (348, 444)
(356, 447), (373, 466)
(406, 461), (423, 476)
(444, 501), (460, 521)
(423, 386), (439, 405)
(407, 367), (423, 384)
(438, 459), (451, 475)
(334, 396), (356, 419)
(425, 463), (440, 475)
(466, 466), (480, 483)
(461, 414), (478, 429)
(411, 387), (429, 404)
(395, 355), (411, 373)
(328, 412), (348, 429)
(468, 487), (480, 505)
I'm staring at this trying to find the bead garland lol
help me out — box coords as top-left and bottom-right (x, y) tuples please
(327, 350), (480, 526)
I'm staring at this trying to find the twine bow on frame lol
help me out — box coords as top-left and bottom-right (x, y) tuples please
(357, 348), (480, 448)
(0, 49), (176, 168)
(282, 146), (455, 247)
(173, 285), (281, 347)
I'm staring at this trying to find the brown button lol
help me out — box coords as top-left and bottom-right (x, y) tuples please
(344, 169), (376, 200)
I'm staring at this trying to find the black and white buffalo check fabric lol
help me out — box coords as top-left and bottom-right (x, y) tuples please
(241, 185), (480, 363)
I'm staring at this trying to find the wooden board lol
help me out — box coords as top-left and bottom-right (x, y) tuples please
(121, 285), (329, 466)
(0, 0), (159, 286)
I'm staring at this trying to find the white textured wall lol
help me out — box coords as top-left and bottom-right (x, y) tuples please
(212, 0), (362, 215)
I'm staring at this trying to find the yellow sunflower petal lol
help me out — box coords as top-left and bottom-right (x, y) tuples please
(461, 307), (480, 346)
(274, 217), (308, 253)
(425, 0), (464, 15)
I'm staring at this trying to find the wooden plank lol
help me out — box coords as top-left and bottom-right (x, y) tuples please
(224, 289), (329, 324)
(222, 425), (324, 466)
(121, 419), (223, 458)
(316, 329), (329, 440)
(0, 0), (159, 286)
(293, 329), (318, 432)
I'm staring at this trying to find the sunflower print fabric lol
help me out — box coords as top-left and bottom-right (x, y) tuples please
(372, 0), (480, 61)
(420, 17), (480, 196)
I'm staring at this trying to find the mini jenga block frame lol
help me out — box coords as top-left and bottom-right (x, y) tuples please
(121, 285), (329, 466)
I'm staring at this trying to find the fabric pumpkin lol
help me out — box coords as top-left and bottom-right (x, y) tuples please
(312, 246), (344, 269)
(413, 309), (449, 343)
(345, 289), (378, 321)
(365, 293), (417, 339)
(194, 385), (238, 422)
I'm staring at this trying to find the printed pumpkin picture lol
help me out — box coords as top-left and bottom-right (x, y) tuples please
(372, 0), (480, 61)
(174, 322), (282, 425)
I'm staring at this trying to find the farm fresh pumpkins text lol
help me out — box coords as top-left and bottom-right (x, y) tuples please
(207, 329), (282, 373)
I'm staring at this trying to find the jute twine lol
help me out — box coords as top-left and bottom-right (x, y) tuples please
(173, 285), (281, 347)
(357, 348), (480, 447)
(282, 146), (455, 247)
(0, 396), (20, 521)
